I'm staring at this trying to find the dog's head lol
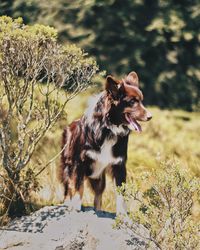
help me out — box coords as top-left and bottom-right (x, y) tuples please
(105, 71), (152, 132)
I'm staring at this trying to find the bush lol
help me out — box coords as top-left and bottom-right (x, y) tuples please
(115, 160), (200, 250)
(0, 16), (98, 220)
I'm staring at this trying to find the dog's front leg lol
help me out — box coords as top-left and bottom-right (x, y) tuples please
(112, 164), (127, 216)
(88, 173), (106, 211)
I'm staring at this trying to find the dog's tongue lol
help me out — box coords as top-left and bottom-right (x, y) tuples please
(125, 113), (142, 132)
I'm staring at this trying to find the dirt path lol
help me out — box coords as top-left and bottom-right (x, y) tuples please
(0, 205), (149, 250)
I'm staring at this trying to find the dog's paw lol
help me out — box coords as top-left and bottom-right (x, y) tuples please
(64, 193), (82, 212)
(116, 194), (127, 216)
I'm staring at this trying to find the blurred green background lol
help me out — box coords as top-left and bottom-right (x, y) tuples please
(1, 0), (200, 110)
(0, 1), (200, 217)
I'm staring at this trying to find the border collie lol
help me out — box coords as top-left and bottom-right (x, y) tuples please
(61, 71), (152, 214)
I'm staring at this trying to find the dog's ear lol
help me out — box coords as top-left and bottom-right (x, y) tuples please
(106, 75), (120, 99)
(126, 71), (139, 87)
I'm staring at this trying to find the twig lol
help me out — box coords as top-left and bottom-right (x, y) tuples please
(35, 142), (68, 177)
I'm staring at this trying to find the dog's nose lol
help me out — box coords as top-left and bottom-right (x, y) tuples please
(147, 115), (152, 121)
(146, 111), (152, 121)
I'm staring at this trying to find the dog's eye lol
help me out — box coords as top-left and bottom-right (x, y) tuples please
(129, 98), (136, 105)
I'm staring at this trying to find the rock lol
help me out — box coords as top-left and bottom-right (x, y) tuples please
(0, 205), (149, 250)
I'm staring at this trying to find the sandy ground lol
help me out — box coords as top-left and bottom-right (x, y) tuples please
(0, 205), (150, 250)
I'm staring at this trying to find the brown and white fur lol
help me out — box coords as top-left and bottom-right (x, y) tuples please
(60, 71), (152, 215)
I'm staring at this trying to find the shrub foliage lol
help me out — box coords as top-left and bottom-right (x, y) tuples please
(0, 16), (98, 219)
(115, 160), (200, 250)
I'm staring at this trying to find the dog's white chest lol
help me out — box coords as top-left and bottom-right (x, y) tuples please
(87, 139), (122, 179)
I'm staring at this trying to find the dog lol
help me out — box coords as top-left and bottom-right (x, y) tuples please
(60, 71), (152, 214)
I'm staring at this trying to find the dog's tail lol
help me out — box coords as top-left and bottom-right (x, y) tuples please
(60, 119), (84, 183)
